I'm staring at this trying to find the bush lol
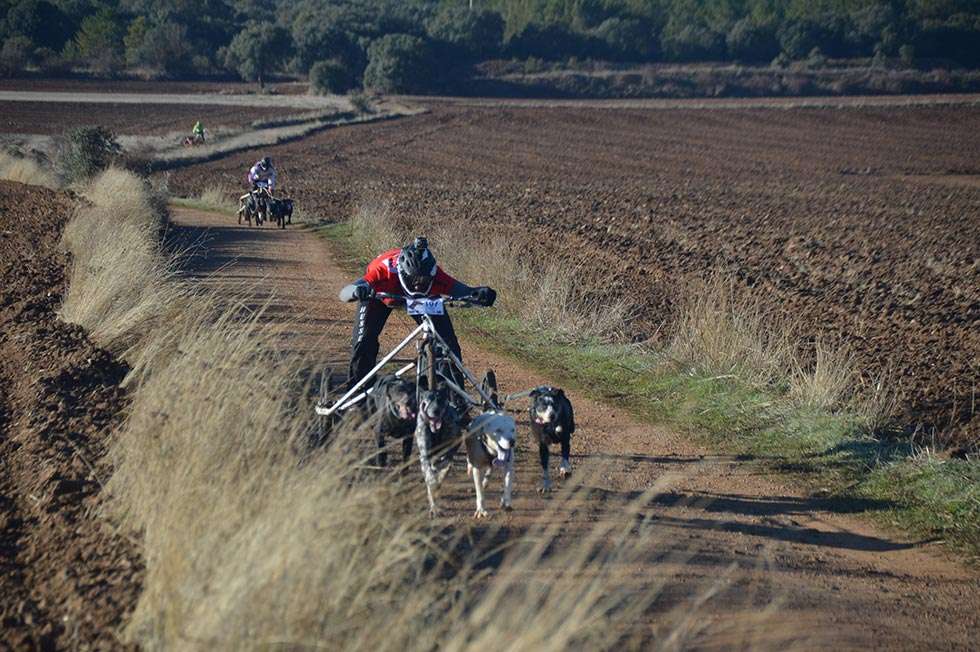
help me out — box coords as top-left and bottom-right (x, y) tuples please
(126, 18), (194, 76)
(661, 23), (724, 61)
(34, 46), (71, 74)
(592, 17), (657, 61)
(507, 23), (597, 60)
(309, 58), (356, 94)
(57, 126), (122, 184)
(363, 34), (435, 94)
(425, 6), (504, 60)
(349, 92), (373, 113)
(73, 8), (125, 75)
(1, 36), (34, 76)
(726, 18), (780, 62)
(291, 20), (364, 75)
(899, 44), (915, 67)
(224, 22), (292, 87)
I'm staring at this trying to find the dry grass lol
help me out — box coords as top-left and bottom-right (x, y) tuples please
(60, 167), (192, 358)
(0, 151), (60, 189)
(57, 170), (752, 649)
(667, 274), (793, 387)
(789, 341), (859, 412)
(349, 200), (634, 343)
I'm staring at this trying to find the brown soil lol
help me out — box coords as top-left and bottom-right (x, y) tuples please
(168, 206), (980, 650)
(0, 101), (310, 136)
(0, 181), (141, 649)
(0, 78), (307, 95)
(167, 102), (980, 447)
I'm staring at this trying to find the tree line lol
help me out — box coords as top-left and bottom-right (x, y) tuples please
(1, 0), (978, 92)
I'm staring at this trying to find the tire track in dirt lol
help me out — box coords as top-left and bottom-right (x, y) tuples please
(169, 206), (980, 651)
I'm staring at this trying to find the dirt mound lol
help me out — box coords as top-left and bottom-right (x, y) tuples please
(0, 181), (140, 648)
(167, 103), (980, 447)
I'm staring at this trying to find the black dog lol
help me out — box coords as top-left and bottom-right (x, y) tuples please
(529, 386), (575, 493)
(270, 197), (294, 225)
(368, 375), (417, 468)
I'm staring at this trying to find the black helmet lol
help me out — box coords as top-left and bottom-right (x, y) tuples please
(262, 156), (272, 167)
(397, 236), (436, 296)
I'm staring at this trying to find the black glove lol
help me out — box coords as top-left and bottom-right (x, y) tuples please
(353, 284), (374, 301)
(473, 286), (496, 307)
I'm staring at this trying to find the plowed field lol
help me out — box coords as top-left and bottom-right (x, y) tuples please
(0, 181), (141, 648)
(0, 101), (306, 135)
(168, 102), (980, 447)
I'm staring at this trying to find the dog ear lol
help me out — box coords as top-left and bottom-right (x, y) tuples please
(556, 388), (566, 399)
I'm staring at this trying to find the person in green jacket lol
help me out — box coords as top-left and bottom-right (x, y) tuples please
(192, 121), (206, 144)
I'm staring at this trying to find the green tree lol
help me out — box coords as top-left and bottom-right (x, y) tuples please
(1, 35), (34, 76)
(223, 22), (292, 87)
(592, 17), (657, 61)
(4, 0), (74, 51)
(425, 6), (505, 60)
(363, 33), (435, 94)
(291, 18), (363, 75)
(126, 18), (194, 75)
(309, 58), (356, 94)
(124, 16), (149, 67)
(726, 17), (780, 62)
(73, 8), (124, 75)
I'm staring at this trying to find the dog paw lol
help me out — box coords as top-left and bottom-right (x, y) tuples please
(428, 506), (441, 519)
(473, 508), (489, 519)
(500, 501), (513, 512)
(538, 482), (553, 494)
(558, 460), (572, 478)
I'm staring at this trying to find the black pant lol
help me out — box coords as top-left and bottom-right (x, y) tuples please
(349, 299), (463, 389)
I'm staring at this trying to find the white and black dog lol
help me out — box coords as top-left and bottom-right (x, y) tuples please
(465, 411), (516, 518)
(414, 389), (463, 516)
(529, 386), (575, 492)
(368, 375), (416, 468)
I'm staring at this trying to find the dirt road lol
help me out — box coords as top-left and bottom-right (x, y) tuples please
(168, 102), (980, 447)
(168, 206), (980, 650)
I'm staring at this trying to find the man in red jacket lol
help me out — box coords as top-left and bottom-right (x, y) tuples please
(339, 237), (496, 388)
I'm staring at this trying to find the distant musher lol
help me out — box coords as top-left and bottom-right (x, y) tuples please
(248, 156), (276, 193)
(192, 120), (206, 144)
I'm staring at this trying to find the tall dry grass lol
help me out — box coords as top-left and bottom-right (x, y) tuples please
(0, 150), (60, 189)
(60, 167), (192, 359)
(350, 201), (634, 343)
(59, 170), (748, 649)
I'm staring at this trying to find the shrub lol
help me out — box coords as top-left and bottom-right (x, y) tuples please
(726, 18), (780, 62)
(899, 44), (916, 67)
(661, 23), (724, 61)
(363, 34), (435, 94)
(73, 8), (125, 75)
(126, 19), (195, 76)
(425, 6), (504, 60)
(349, 92), (373, 113)
(507, 22), (597, 60)
(291, 20), (363, 75)
(34, 46), (71, 74)
(57, 126), (122, 185)
(224, 22), (292, 87)
(592, 17), (657, 61)
(309, 58), (356, 94)
(0, 35), (34, 76)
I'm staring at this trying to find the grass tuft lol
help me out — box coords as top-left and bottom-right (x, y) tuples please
(0, 151), (60, 189)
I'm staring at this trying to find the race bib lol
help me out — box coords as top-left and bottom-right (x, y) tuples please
(406, 298), (445, 316)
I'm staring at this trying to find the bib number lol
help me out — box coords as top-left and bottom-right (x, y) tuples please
(407, 298), (445, 316)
